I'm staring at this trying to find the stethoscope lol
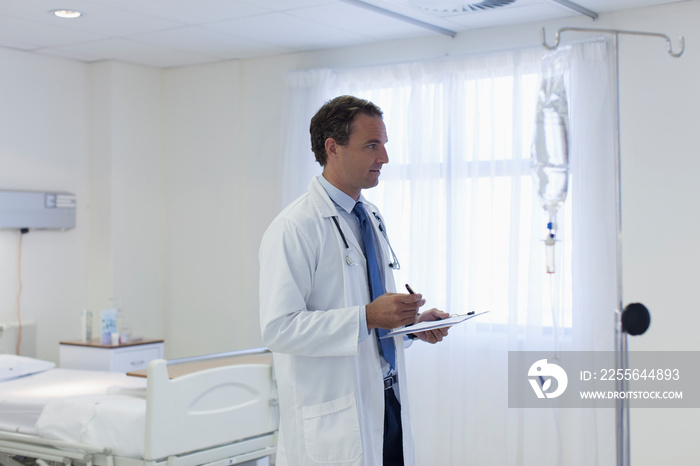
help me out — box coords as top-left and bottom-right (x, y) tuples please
(331, 212), (401, 270)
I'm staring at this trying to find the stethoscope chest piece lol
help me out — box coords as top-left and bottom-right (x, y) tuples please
(345, 249), (361, 266)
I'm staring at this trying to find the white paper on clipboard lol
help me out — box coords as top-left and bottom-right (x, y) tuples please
(380, 311), (489, 338)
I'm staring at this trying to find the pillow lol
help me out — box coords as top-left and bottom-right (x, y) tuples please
(0, 354), (56, 382)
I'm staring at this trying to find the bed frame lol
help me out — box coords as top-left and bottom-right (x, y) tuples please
(0, 349), (278, 466)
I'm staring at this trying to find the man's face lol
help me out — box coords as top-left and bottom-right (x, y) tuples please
(326, 113), (389, 200)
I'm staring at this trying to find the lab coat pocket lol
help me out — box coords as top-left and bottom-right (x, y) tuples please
(302, 393), (362, 463)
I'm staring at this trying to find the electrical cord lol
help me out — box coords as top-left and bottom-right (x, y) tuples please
(16, 228), (28, 355)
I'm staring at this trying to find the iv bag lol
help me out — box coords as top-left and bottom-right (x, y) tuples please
(531, 53), (570, 219)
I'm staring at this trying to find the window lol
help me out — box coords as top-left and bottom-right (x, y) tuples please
(336, 56), (573, 330)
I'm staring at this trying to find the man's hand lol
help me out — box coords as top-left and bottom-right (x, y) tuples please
(366, 292), (425, 330)
(413, 308), (450, 344)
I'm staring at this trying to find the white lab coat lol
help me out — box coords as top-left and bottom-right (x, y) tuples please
(259, 177), (416, 466)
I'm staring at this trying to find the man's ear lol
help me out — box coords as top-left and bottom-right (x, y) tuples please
(325, 138), (338, 161)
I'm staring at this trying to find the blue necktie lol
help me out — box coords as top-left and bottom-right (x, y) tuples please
(352, 202), (396, 370)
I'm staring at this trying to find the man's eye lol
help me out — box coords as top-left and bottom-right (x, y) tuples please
(367, 144), (376, 149)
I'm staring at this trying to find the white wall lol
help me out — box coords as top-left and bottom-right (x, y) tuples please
(0, 55), (163, 362)
(87, 61), (164, 347)
(0, 0), (698, 463)
(0, 48), (88, 361)
(160, 61), (249, 357)
(610, 4), (700, 464)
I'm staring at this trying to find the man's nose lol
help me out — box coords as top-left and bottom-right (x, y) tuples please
(378, 147), (389, 164)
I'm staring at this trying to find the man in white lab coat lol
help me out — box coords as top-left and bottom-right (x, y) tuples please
(259, 95), (448, 465)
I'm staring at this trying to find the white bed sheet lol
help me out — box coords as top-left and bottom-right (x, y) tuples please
(0, 368), (146, 438)
(36, 393), (147, 458)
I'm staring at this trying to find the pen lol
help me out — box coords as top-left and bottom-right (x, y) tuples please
(406, 283), (440, 318)
(405, 284), (445, 340)
(405, 284), (418, 339)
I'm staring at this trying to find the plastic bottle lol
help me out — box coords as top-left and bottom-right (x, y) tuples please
(531, 53), (569, 273)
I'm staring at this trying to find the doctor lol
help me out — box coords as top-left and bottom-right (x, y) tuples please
(259, 95), (449, 466)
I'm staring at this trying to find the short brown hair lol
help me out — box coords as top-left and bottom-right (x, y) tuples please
(309, 95), (383, 166)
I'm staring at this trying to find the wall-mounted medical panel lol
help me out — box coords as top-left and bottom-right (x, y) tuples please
(0, 190), (76, 230)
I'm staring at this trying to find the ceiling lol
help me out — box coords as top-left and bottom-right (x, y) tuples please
(0, 0), (682, 68)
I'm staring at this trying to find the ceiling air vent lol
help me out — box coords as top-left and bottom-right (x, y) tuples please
(408, 0), (517, 14)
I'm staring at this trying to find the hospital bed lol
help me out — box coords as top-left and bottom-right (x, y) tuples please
(0, 348), (278, 466)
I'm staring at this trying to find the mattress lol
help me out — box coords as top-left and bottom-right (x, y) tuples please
(0, 367), (147, 456)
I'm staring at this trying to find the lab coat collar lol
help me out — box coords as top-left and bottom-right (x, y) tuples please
(309, 177), (354, 218)
(308, 177), (364, 256)
(314, 175), (371, 216)
(316, 175), (358, 215)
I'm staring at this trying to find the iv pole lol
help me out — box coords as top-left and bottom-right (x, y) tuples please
(540, 26), (685, 466)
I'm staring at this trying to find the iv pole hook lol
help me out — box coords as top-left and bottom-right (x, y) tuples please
(540, 27), (685, 57)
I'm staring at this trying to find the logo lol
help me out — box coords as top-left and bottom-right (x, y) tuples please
(528, 358), (568, 399)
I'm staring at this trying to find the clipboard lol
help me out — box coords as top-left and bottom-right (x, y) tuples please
(380, 311), (489, 338)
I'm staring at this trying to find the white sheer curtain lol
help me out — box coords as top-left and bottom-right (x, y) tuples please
(279, 69), (336, 204)
(280, 40), (618, 465)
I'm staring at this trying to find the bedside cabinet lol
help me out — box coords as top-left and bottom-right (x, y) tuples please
(59, 338), (165, 372)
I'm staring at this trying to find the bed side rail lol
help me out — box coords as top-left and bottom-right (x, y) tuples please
(0, 430), (115, 466)
(165, 347), (271, 366)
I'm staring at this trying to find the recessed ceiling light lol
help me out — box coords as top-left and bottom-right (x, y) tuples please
(49, 9), (84, 19)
